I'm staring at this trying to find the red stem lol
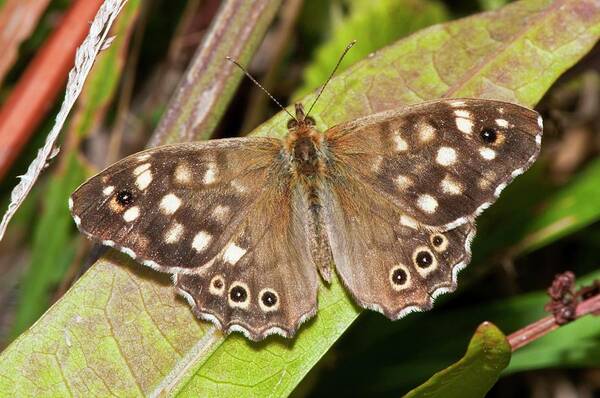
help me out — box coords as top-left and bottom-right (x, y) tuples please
(0, 0), (104, 181)
(508, 293), (600, 351)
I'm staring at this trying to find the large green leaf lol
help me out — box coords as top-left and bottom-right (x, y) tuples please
(1, 1), (599, 396)
(513, 158), (600, 255)
(404, 322), (511, 398)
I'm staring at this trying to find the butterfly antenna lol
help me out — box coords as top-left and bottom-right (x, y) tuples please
(305, 40), (356, 118)
(226, 56), (296, 121)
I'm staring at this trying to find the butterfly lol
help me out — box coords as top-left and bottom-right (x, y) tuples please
(69, 94), (543, 341)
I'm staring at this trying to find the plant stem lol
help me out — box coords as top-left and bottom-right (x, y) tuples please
(149, 0), (282, 146)
(508, 291), (600, 351)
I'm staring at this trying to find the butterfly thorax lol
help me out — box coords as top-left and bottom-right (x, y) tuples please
(285, 104), (326, 181)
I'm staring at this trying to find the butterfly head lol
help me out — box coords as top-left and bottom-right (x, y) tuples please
(287, 103), (316, 131)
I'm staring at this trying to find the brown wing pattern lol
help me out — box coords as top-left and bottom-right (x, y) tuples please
(70, 138), (280, 273)
(71, 138), (318, 340)
(321, 170), (476, 318)
(325, 99), (542, 230)
(174, 185), (318, 340)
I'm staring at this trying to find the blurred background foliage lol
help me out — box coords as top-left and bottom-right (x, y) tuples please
(0, 0), (598, 396)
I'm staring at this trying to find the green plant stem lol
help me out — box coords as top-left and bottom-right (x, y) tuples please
(149, 0), (282, 146)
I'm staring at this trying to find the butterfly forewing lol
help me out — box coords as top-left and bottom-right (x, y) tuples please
(325, 99), (543, 229)
(71, 138), (280, 272)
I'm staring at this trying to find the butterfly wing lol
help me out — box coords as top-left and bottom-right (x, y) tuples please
(325, 99), (543, 229)
(321, 172), (476, 318)
(322, 98), (541, 316)
(70, 138), (318, 340)
(174, 184), (318, 340)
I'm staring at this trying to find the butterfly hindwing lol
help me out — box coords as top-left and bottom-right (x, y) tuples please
(174, 185), (318, 340)
(325, 99), (543, 229)
(321, 170), (476, 317)
(70, 137), (319, 339)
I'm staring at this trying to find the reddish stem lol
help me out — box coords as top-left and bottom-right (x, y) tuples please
(508, 291), (600, 351)
(0, 0), (104, 181)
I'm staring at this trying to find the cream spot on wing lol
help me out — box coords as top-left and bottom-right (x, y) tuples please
(418, 122), (436, 142)
(393, 134), (408, 151)
(535, 134), (542, 145)
(212, 205), (230, 223)
(136, 169), (153, 190)
(441, 175), (462, 194)
(102, 186), (115, 196)
(136, 153), (151, 161)
(436, 147), (457, 166)
(371, 155), (383, 172)
(231, 180), (247, 193)
(123, 206), (140, 222)
(102, 240), (115, 247)
(449, 100), (466, 107)
(454, 110), (471, 118)
(498, 107), (505, 114)
(495, 118), (509, 128)
(192, 231), (212, 252)
(160, 193), (181, 215)
(73, 215), (81, 226)
(223, 242), (246, 264)
(209, 275), (225, 296)
(68, 197), (74, 210)
(456, 117), (473, 134)
(175, 163), (192, 184)
(395, 175), (412, 189)
(479, 147), (497, 160)
(203, 162), (217, 184)
(537, 115), (543, 130)
(134, 163), (150, 176)
(479, 170), (496, 190)
(400, 215), (418, 229)
(417, 194), (438, 214)
(165, 223), (184, 244)
(431, 233), (449, 252)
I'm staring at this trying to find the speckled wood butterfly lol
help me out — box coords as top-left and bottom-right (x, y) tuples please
(70, 51), (543, 340)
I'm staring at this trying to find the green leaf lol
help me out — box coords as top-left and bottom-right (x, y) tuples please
(297, 0), (448, 96)
(513, 157), (600, 254)
(467, 155), (600, 266)
(1, 1), (599, 396)
(9, 154), (87, 338)
(403, 322), (511, 398)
